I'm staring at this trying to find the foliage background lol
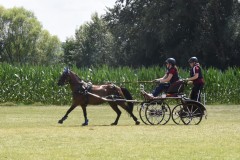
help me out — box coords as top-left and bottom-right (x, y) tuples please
(0, 63), (239, 105)
(1, 1), (240, 105)
(2, 1), (239, 68)
(0, 6), (62, 65)
(63, 0), (240, 68)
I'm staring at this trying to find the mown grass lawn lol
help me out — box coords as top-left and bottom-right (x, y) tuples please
(0, 105), (239, 160)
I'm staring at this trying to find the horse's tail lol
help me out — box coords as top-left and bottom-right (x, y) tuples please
(120, 87), (134, 113)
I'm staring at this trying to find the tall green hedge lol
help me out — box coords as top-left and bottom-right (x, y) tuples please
(0, 63), (239, 105)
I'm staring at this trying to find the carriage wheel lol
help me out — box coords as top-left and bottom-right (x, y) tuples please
(159, 102), (171, 125)
(172, 104), (184, 125)
(139, 103), (150, 125)
(181, 103), (203, 125)
(145, 101), (171, 125)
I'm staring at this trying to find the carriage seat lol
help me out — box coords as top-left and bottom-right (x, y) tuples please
(140, 80), (186, 100)
(166, 80), (185, 95)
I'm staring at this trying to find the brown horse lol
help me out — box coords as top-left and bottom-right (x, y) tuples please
(57, 68), (140, 126)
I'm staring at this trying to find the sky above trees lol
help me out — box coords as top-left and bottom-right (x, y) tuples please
(0, 0), (115, 41)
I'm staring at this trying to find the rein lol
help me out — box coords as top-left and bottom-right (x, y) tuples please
(90, 80), (154, 85)
(117, 81), (153, 83)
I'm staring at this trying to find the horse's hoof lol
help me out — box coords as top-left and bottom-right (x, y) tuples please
(111, 123), (117, 126)
(58, 120), (63, 124)
(82, 123), (88, 126)
(135, 121), (140, 125)
(82, 119), (89, 126)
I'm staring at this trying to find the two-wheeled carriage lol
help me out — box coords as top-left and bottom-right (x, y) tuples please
(138, 80), (207, 125)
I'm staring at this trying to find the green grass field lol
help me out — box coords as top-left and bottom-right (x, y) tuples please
(0, 105), (240, 160)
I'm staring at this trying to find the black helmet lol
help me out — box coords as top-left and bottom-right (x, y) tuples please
(188, 57), (198, 63)
(165, 58), (176, 65)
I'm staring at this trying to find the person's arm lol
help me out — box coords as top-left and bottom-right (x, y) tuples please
(161, 73), (173, 83)
(187, 73), (199, 81)
(187, 66), (199, 81)
(154, 74), (167, 82)
(154, 73), (173, 83)
(161, 74), (168, 80)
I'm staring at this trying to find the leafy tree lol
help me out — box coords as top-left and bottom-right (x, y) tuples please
(62, 37), (76, 66)
(36, 30), (63, 65)
(199, 0), (240, 68)
(63, 13), (114, 67)
(0, 6), (62, 65)
(104, 0), (240, 68)
(226, 0), (240, 66)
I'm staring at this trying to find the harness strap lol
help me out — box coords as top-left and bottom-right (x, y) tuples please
(74, 82), (92, 105)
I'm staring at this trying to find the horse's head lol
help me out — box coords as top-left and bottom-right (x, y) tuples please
(57, 67), (71, 86)
(57, 67), (82, 86)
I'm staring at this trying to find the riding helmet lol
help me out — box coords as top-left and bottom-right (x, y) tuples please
(188, 57), (198, 63)
(165, 58), (176, 66)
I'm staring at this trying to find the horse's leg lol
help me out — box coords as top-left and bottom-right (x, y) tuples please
(58, 104), (77, 124)
(118, 102), (140, 125)
(109, 102), (121, 125)
(81, 105), (89, 126)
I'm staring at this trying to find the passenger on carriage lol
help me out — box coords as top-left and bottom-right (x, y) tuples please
(142, 58), (179, 99)
(185, 57), (205, 102)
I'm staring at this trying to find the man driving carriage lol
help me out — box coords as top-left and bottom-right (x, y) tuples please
(142, 58), (180, 99)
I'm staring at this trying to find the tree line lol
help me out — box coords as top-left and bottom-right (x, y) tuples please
(1, 0), (240, 69)
(0, 6), (62, 65)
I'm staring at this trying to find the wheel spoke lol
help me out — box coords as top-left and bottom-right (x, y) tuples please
(181, 103), (203, 125)
(172, 104), (185, 125)
(145, 101), (171, 125)
(139, 103), (150, 125)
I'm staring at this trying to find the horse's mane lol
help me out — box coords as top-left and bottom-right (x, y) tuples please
(70, 71), (83, 84)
